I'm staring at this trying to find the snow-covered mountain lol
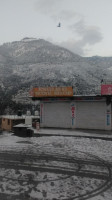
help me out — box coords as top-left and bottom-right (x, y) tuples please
(0, 37), (111, 107)
(84, 56), (112, 81)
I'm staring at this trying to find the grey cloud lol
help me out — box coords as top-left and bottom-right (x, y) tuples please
(35, 1), (103, 56)
(59, 10), (76, 20)
(59, 39), (85, 56)
(35, 0), (64, 14)
(59, 29), (103, 56)
(55, 10), (80, 20)
(70, 19), (86, 34)
(51, 10), (80, 22)
(83, 27), (103, 44)
(35, 0), (81, 22)
(60, 20), (103, 56)
(70, 20), (103, 43)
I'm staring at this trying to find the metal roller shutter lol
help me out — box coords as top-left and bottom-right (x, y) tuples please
(76, 101), (106, 130)
(43, 102), (71, 128)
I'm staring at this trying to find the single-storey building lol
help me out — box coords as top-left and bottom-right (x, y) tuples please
(30, 86), (112, 131)
(1, 115), (39, 131)
(1, 115), (25, 131)
(38, 95), (111, 130)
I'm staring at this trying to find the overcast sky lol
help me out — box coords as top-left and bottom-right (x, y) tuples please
(0, 0), (112, 57)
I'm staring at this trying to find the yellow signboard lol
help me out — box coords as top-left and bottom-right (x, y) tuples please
(30, 87), (73, 97)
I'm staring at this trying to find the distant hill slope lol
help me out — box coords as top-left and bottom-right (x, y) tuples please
(84, 56), (112, 81)
(0, 37), (111, 108)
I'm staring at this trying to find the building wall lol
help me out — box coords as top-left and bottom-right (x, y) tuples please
(40, 99), (112, 130)
(1, 118), (25, 131)
(2, 118), (12, 131)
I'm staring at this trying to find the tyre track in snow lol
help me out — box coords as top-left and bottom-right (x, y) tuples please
(0, 149), (111, 200)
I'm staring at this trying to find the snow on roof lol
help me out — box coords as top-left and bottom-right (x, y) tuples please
(2, 115), (39, 120)
(13, 123), (32, 128)
(2, 115), (26, 119)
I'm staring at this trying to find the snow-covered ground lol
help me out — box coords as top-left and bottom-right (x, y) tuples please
(0, 131), (112, 200)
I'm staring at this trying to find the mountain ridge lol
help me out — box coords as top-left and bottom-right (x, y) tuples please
(0, 38), (111, 113)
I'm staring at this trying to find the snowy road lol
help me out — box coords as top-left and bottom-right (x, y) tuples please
(0, 132), (112, 200)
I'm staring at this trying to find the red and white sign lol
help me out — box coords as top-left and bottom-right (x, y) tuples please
(71, 103), (75, 126)
(71, 105), (75, 118)
(101, 84), (112, 95)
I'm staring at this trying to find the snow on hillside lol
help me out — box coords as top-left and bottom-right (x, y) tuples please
(0, 38), (111, 104)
